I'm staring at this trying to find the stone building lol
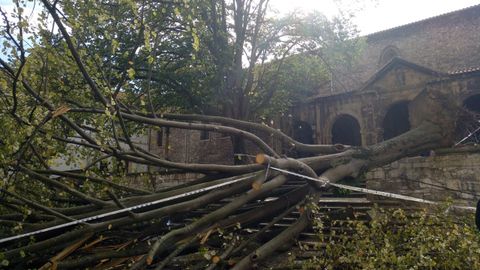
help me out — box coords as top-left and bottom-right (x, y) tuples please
(146, 128), (234, 165)
(292, 4), (480, 146)
(290, 4), (480, 205)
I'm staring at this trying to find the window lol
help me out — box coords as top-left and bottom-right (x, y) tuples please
(379, 46), (400, 67)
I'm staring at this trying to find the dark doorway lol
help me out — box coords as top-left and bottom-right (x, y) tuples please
(293, 120), (314, 144)
(464, 94), (480, 112)
(383, 101), (410, 140)
(455, 94), (480, 145)
(331, 115), (362, 146)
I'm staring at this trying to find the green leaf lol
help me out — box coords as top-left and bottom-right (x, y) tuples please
(192, 31), (200, 52)
(127, 68), (136, 79)
(111, 39), (119, 53)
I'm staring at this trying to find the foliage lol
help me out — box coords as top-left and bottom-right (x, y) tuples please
(48, 0), (363, 120)
(305, 205), (480, 269)
(0, 0), (346, 201)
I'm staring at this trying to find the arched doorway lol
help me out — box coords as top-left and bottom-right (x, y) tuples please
(331, 115), (362, 146)
(383, 101), (410, 140)
(292, 120), (314, 144)
(464, 94), (480, 112)
(455, 94), (480, 144)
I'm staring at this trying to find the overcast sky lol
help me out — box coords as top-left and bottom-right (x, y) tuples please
(272, 0), (480, 34)
(0, 0), (479, 40)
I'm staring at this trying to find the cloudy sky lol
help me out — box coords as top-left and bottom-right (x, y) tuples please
(0, 0), (479, 40)
(272, 0), (480, 34)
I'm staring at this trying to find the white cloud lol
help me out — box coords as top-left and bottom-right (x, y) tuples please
(271, 0), (480, 34)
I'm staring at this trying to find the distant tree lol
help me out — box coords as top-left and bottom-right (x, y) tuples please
(187, 2), (362, 120)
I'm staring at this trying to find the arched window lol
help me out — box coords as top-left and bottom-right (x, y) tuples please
(331, 115), (362, 146)
(379, 46), (400, 67)
(382, 101), (410, 140)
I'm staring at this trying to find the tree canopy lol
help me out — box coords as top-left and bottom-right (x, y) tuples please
(33, 0), (362, 119)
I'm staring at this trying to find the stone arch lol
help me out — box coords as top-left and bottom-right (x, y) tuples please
(292, 120), (314, 144)
(331, 114), (362, 146)
(455, 93), (480, 144)
(463, 94), (480, 113)
(382, 100), (410, 140)
(379, 45), (400, 67)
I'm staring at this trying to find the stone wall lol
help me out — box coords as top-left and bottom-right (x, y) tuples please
(125, 172), (203, 191)
(148, 127), (234, 165)
(289, 5), (480, 148)
(362, 5), (480, 74)
(326, 5), (480, 95)
(366, 150), (480, 206)
(292, 63), (440, 146)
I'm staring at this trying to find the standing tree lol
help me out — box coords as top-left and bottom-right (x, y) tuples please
(35, 0), (363, 160)
(46, 0), (362, 119)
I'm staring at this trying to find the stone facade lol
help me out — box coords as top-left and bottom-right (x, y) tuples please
(290, 5), (480, 205)
(125, 172), (204, 191)
(292, 5), (480, 146)
(295, 61), (442, 145)
(126, 127), (234, 180)
(325, 4), (480, 95)
(367, 150), (480, 206)
(147, 128), (234, 165)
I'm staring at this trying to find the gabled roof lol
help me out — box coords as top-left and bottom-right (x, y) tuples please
(311, 4), (480, 98)
(358, 57), (445, 92)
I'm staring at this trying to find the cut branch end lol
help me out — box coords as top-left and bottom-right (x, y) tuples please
(255, 153), (266, 164)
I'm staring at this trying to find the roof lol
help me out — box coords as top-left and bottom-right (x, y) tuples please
(449, 66), (480, 75)
(313, 4), (480, 98)
(358, 57), (445, 91)
(305, 57), (445, 102)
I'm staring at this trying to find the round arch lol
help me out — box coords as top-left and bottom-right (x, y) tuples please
(331, 114), (362, 146)
(378, 45), (400, 67)
(382, 100), (410, 140)
(463, 94), (480, 113)
(455, 93), (480, 144)
(292, 120), (314, 145)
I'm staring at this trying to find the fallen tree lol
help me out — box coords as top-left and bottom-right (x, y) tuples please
(0, 57), (461, 268)
(0, 1), (473, 269)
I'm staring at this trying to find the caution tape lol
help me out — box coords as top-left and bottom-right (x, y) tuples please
(269, 166), (476, 212)
(1, 166), (475, 245)
(0, 174), (254, 244)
